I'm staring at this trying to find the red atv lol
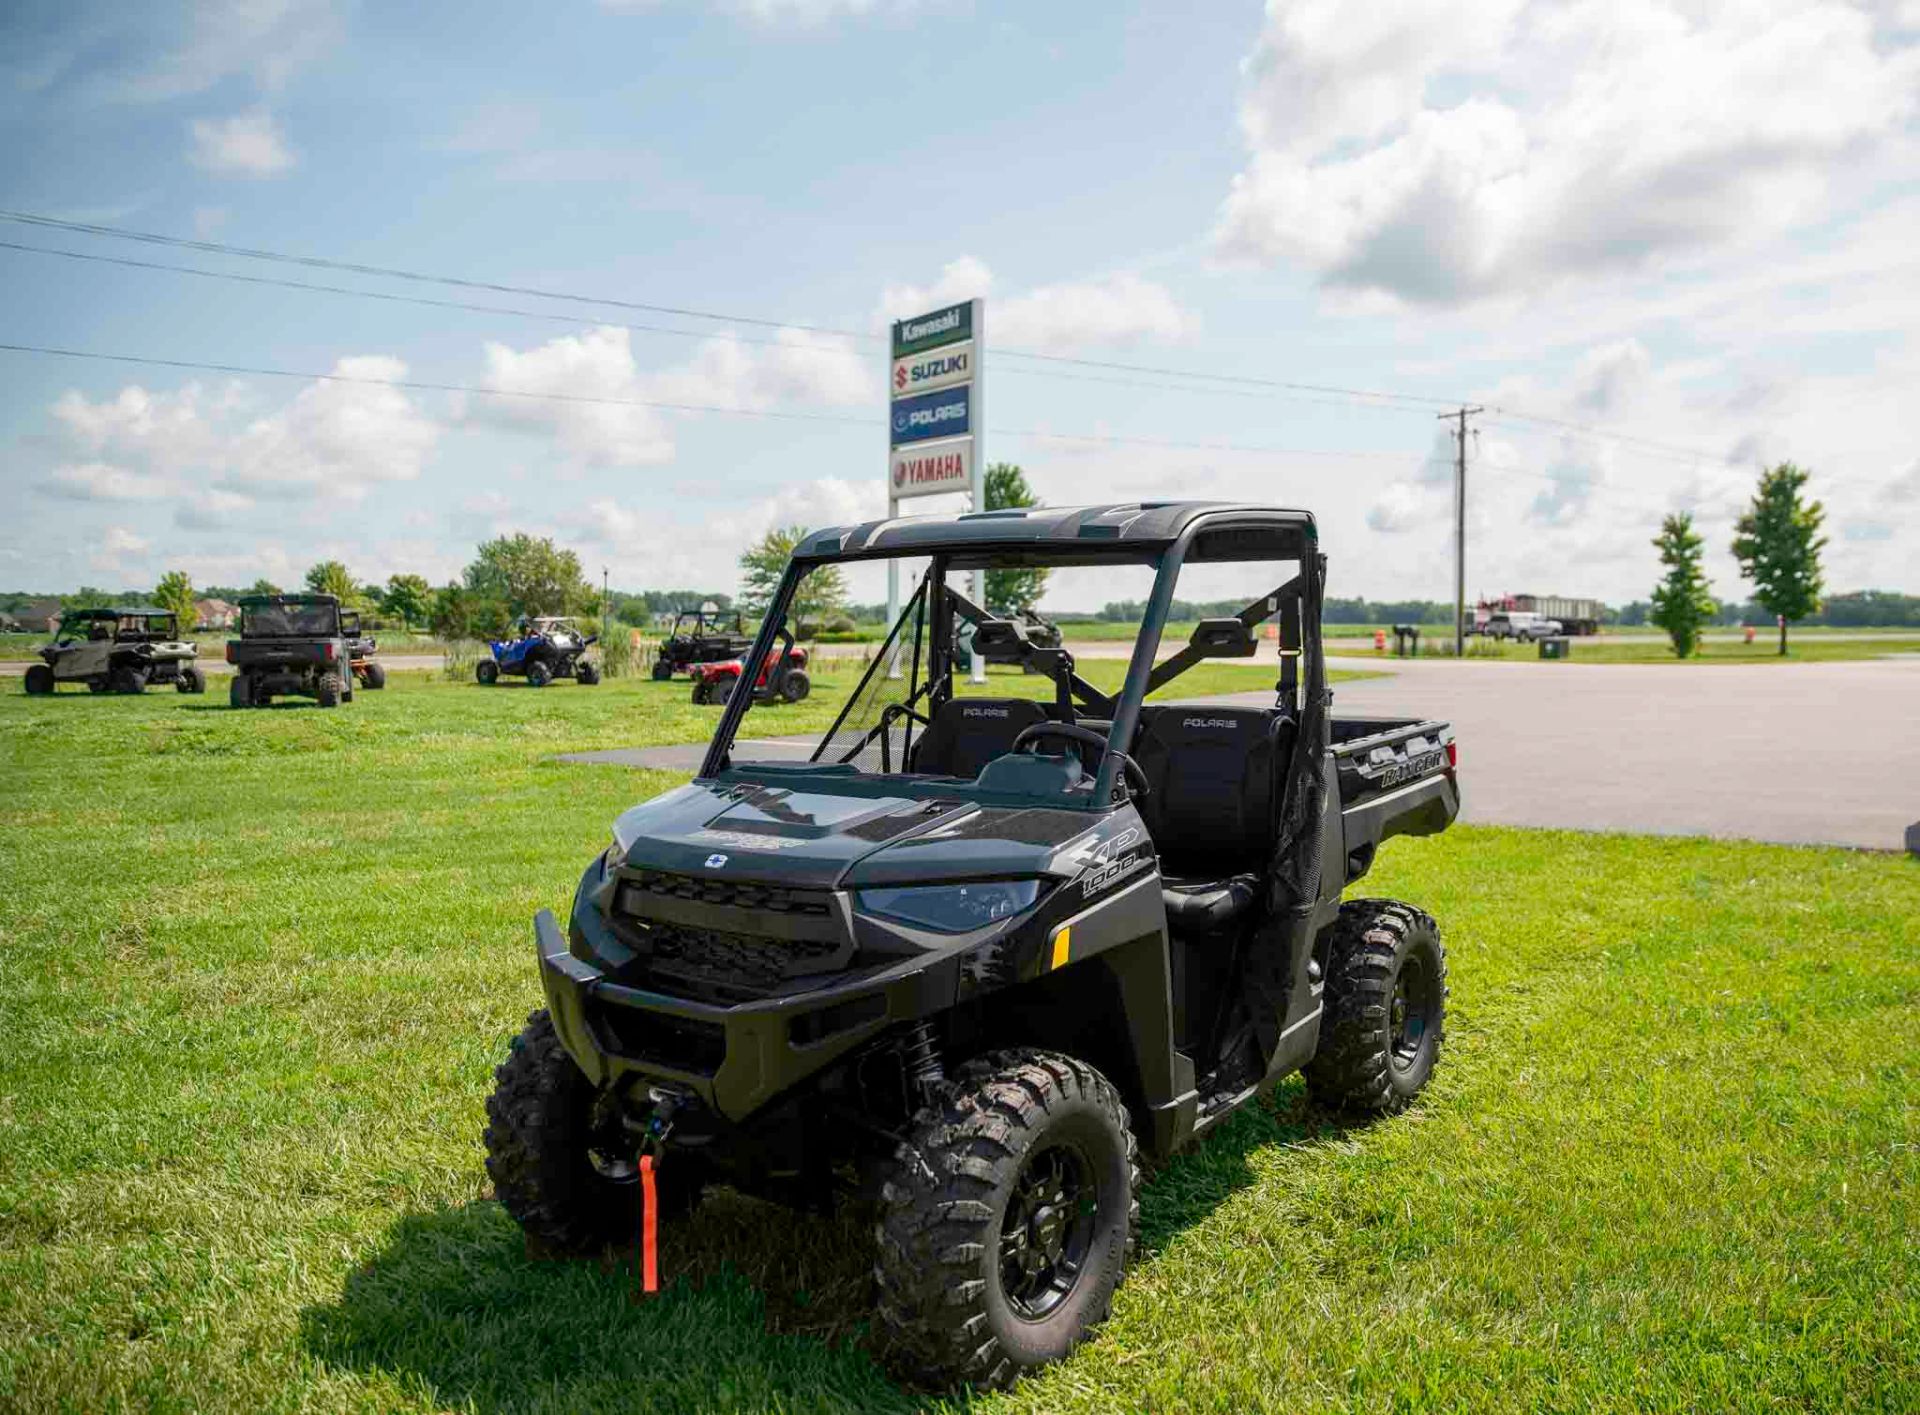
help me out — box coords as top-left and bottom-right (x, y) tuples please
(689, 642), (810, 705)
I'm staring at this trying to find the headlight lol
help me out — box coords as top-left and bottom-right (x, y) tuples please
(856, 880), (1042, 934)
(601, 841), (625, 876)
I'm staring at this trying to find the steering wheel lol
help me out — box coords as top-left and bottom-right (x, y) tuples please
(1011, 722), (1150, 800)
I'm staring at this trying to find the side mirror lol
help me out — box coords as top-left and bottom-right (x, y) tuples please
(1190, 617), (1256, 658)
(970, 618), (1032, 663)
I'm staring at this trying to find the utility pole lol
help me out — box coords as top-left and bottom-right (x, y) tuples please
(1438, 406), (1483, 657)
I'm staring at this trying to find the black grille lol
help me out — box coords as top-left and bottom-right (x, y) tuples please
(621, 869), (832, 917)
(634, 921), (844, 999)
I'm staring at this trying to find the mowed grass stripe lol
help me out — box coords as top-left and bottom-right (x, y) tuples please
(1, 672), (1915, 1412)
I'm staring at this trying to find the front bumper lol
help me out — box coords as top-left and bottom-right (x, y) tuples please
(535, 889), (957, 1120)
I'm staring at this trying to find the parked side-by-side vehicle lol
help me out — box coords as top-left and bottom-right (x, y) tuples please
(484, 501), (1461, 1391)
(24, 608), (205, 695)
(227, 593), (355, 708)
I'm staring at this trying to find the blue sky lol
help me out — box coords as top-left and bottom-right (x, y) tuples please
(2, 0), (1915, 608)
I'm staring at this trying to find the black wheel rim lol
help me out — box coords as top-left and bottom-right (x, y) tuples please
(1389, 952), (1437, 1074)
(999, 1140), (1097, 1321)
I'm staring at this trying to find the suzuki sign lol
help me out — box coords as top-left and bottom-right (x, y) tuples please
(891, 340), (973, 397)
(891, 437), (971, 500)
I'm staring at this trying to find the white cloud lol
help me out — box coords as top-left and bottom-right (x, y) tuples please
(878, 256), (1197, 352)
(46, 359), (439, 510)
(122, 0), (340, 102)
(38, 462), (171, 502)
(470, 324), (869, 467)
(1216, 0), (1920, 303)
(1885, 459), (1920, 504)
(189, 109), (295, 177)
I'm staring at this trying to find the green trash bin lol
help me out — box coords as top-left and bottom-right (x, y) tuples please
(1539, 636), (1570, 660)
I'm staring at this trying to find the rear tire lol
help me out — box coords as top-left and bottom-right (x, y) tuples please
(526, 661), (552, 688)
(651, 659), (673, 681)
(476, 659), (499, 686)
(363, 662), (386, 690)
(177, 665), (206, 694)
(230, 673), (253, 709)
(111, 666), (148, 694)
(779, 668), (811, 703)
(1305, 900), (1446, 1115)
(484, 1010), (703, 1254)
(316, 672), (344, 708)
(690, 678), (711, 705)
(575, 661), (600, 686)
(874, 1048), (1138, 1391)
(24, 664), (54, 695)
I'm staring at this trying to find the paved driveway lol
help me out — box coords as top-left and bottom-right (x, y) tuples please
(1215, 655), (1920, 851)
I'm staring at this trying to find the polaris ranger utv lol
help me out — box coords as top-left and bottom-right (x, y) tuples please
(226, 593), (354, 708)
(485, 503), (1459, 1389)
(24, 607), (205, 695)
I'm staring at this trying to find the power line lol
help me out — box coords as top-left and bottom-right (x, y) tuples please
(0, 341), (1427, 462)
(0, 209), (1463, 413)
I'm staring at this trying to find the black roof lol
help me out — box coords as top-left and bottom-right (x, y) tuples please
(66, 605), (172, 618)
(237, 592), (339, 607)
(792, 502), (1316, 563)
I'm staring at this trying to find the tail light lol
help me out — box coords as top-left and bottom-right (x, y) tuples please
(323, 641), (337, 661)
(1446, 741), (1458, 769)
(224, 643), (235, 663)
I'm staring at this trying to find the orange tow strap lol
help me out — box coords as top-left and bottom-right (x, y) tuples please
(639, 1154), (659, 1295)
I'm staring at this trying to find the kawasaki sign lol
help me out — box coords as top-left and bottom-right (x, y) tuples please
(891, 301), (973, 358)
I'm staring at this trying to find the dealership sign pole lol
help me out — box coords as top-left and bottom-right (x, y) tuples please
(887, 298), (985, 681)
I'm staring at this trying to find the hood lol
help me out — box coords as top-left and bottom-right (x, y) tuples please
(612, 780), (1101, 889)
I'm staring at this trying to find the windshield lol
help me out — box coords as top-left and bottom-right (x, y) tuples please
(243, 602), (338, 637)
(701, 521), (1316, 806)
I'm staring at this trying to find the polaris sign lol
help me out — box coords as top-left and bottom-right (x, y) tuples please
(890, 385), (971, 446)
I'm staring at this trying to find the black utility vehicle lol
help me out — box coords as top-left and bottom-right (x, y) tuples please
(652, 607), (752, 680)
(24, 607), (205, 695)
(486, 503), (1459, 1389)
(340, 610), (386, 691)
(226, 593), (354, 708)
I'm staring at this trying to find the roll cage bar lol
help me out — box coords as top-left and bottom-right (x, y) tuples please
(697, 507), (1324, 808)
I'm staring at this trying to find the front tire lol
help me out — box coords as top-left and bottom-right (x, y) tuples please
(526, 661), (552, 688)
(484, 1010), (703, 1254)
(1305, 900), (1446, 1115)
(874, 1048), (1138, 1391)
(575, 661), (600, 686)
(651, 658), (673, 681)
(690, 678), (712, 705)
(362, 662), (386, 690)
(23, 664), (53, 695)
(111, 666), (148, 694)
(779, 668), (811, 703)
(177, 665), (206, 694)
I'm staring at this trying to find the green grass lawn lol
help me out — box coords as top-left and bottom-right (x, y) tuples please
(1, 674), (1915, 1412)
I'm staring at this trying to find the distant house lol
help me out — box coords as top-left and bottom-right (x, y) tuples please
(195, 598), (238, 630)
(12, 598), (63, 634)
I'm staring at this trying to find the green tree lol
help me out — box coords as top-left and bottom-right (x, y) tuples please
(381, 573), (431, 630)
(983, 462), (1050, 613)
(1649, 513), (1716, 659)
(304, 560), (355, 601)
(246, 577), (282, 597)
(464, 534), (590, 618)
(62, 586), (114, 614)
(1732, 462), (1827, 656)
(738, 525), (845, 629)
(152, 570), (197, 633)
